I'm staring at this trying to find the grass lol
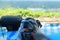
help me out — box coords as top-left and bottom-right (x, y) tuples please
(0, 7), (60, 18)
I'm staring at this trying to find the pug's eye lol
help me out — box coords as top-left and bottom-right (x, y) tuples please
(29, 21), (36, 25)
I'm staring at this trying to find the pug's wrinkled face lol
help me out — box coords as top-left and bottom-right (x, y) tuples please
(20, 18), (42, 32)
(25, 17), (42, 28)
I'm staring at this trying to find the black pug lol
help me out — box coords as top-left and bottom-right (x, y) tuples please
(0, 16), (22, 31)
(16, 17), (50, 40)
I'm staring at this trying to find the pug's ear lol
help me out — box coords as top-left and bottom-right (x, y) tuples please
(36, 20), (42, 28)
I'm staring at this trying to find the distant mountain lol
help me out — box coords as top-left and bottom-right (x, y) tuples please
(0, 1), (60, 9)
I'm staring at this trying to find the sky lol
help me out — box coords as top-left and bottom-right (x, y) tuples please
(0, 0), (60, 1)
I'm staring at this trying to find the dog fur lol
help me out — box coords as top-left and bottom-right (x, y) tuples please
(16, 17), (50, 40)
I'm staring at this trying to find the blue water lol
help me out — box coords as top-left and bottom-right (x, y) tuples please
(0, 23), (60, 40)
(41, 23), (60, 40)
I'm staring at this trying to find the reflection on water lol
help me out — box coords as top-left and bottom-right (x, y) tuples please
(0, 23), (60, 40)
(41, 23), (60, 34)
(41, 23), (60, 40)
(0, 27), (7, 40)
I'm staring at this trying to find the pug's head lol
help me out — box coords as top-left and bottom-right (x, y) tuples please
(20, 17), (42, 32)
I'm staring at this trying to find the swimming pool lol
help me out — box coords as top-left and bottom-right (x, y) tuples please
(41, 23), (60, 40)
(0, 23), (60, 40)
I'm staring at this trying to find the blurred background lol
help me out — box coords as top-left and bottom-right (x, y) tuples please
(0, 0), (60, 40)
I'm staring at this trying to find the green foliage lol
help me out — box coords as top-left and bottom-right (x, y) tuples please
(0, 7), (60, 17)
